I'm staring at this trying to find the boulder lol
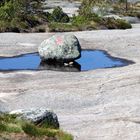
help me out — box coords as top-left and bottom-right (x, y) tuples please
(122, 16), (140, 24)
(38, 34), (81, 63)
(103, 15), (122, 20)
(92, 6), (114, 17)
(10, 108), (59, 129)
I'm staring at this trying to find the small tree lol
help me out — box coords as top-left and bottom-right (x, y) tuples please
(51, 7), (69, 23)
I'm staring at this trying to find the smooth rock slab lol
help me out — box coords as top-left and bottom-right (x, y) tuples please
(10, 108), (59, 128)
(38, 34), (81, 63)
(0, 27), (140, 140)
(103, 15), (122, 20)
(122, 16), (140, 24)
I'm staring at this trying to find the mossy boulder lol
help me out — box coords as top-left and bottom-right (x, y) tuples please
(10, 108), (59, 129)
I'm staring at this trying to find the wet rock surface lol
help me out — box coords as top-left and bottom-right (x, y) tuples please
(0, 25), (140, 140)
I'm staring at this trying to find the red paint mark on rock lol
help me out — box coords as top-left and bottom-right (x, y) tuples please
(56, 37), (63, 45)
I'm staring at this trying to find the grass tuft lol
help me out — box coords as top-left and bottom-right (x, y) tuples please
(0, 113), (73, 140)
(56, 130), (73, 140)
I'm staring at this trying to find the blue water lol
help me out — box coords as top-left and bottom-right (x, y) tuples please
(0, 53), (40, 70)
(0, 50), (132, 71)
(76, 50), (126, 71)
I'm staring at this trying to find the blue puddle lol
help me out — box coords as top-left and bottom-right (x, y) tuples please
(0, 50), (133, 72)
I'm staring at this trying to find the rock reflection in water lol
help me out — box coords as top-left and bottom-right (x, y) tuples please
(39, 61), (81, 72)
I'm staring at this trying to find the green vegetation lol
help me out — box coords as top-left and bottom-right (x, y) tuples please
(0, 0), (135, 32)
(47, 6), (70, 23)
(111, 0), (140, 17)
(0, 113), (73, 140)
(48, 5), (131, 32)
(48, 20), (97, 32)
(0, 0), (47, 32)
(103, 18), (132, 29)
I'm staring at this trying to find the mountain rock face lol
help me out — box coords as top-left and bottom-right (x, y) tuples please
(38, 34), (81, 63)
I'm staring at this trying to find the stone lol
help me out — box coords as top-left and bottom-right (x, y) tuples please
(10, 108), (59, 129)
(38, 34), (81, 63)
(92, 6), (114, 17)
(122, 16), (140, 24)
(69, 62), (74, 65)
(103, 15), (122, 20)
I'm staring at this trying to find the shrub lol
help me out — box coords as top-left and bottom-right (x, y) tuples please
(0, 0), (47, 32)
(72, 15), (88, 26)
(48, 22), (78, 32)
(0, 122), (7, 132)
(34, 26), (46, 32)
(46, 12), (54, 22)
(79, 0), (94, 17)
(0, 1), (15, 21)
(48, 21), (97, 32)
(0, 20), (10, 32)
(51, 6), (70, 23)
(103, 18), (132, 29)
(116, 19), (132, 29)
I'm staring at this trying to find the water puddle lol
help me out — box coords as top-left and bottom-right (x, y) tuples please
(0, 50), (133, 72)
